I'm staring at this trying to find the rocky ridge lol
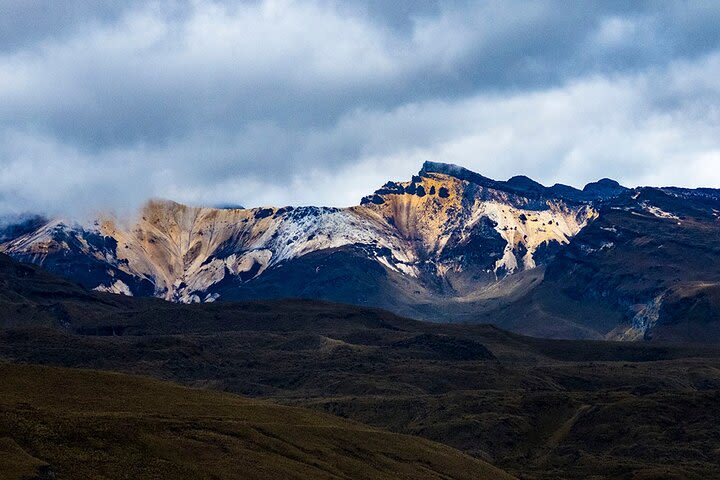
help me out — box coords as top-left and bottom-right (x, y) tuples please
(1, 162), (596, 303)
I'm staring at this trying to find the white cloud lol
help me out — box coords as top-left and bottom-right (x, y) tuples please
(0, 1), (719, 216)
(591, 16), (642, 48)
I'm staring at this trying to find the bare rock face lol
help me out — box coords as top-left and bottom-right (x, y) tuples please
(357, 168), (596, 290)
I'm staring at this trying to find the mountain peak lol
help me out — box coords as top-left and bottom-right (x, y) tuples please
(582, 178), (628, 198)
(505, 175), (545, 192)
(419, 161), (501, 189)
(420, 161), (491, 181)
(584, 178), (624, 189)
(420, 161), (469, 177)
(420, 162), (632, 202)
(420, 162), (571, 200)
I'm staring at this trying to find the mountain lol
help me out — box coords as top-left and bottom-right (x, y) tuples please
(536, 186), (720, 341)
(0, 161), (596, 304)
(3, 161), (720, 341)
(0, 214), (47, 243)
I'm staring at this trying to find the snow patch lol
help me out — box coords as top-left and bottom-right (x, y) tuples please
(643, 203), (680, 221)
(94, 280), (132, 296)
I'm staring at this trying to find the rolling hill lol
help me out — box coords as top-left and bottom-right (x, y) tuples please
(0, 362), (512, 480)
(2, 253), (720, 478)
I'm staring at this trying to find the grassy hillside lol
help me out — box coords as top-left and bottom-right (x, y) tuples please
(3, 253), (720, 478)
(0, 362), (513, 480)
(4, 316), (720, 479)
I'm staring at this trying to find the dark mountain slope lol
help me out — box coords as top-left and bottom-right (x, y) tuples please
(509, 187), (720, 341)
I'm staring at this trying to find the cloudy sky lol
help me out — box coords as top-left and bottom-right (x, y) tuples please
(1, 0), (719, 216)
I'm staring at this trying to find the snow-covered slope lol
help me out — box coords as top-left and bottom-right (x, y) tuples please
(1, 162), (597, 304)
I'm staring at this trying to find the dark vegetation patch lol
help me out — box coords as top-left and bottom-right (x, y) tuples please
(391, 333), (495, 360)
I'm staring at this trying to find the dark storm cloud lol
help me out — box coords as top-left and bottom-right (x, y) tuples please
(0, 1), (143, 52)
(0, 1), (719, 216)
